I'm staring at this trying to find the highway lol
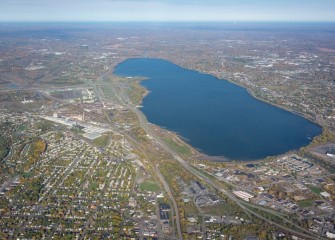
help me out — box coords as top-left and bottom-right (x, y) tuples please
(0, 177), (19, 194)
(97, 77), (324, 240)
(129, 95), (323, 240)
(98, 81), (183, 239)
(176, 157), (323, 240)
(155, 165), (183, 240)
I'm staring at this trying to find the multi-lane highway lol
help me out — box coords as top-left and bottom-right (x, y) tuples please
(98, 77), (323, 240)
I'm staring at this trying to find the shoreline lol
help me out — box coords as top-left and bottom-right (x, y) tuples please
(154, 56), (323, 130)
(245, 88), (322, 130)
(114, 57), (324, 163)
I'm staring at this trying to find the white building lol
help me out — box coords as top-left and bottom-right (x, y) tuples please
(326, 231), (335, 239)
(233, 191), (254, 202)
(320, 192), (331, 198)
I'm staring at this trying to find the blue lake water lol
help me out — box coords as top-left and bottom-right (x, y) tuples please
(114, 58), (322, 161)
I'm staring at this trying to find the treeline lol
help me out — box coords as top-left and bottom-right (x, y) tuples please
(309, 127), (335, 147)
(23, 138), (47, 172)
(0, 122), (15, 161)
(0, 136), (10, 161)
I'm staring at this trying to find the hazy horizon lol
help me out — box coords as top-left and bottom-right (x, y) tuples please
(1, 0), (335, 22)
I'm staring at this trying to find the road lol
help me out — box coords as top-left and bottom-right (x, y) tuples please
(0, 177), (19, 194)
(176, 157), (323, 240)
(39, 147), (87, 202)
(129, 94), (323, 240)
(97, 77), (324, 239)
(155, 165), (182, 240)
(98, 81), (183, 239)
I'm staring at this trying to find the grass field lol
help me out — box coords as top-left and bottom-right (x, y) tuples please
(17, 124), (27, 132)
(163, 138), (191, 156)
(308, 185), (323, 195)
(202, 202), (242, 216)
(93, 135), (110, 148)
(184, 203), (199, 216)
(297, 200), (314, 208)
(140, 180), (161, 192)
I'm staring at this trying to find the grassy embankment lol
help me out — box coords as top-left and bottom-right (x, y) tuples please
(93, 135), (110, 148)
(163, 138), (191, 156)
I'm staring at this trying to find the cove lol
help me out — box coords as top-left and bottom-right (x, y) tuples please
(114, 58), (322, 161)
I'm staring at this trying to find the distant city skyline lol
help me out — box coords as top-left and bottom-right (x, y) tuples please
(0, 0), (335, 22)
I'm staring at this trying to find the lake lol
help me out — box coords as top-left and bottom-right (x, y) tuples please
(114, 58), (321, 161)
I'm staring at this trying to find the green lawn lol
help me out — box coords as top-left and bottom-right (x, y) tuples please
(297, 200), (314, 208)
(163, 138), (191, 156)
(17, 124), (27, 132)
(184, 203), (199, 215)
(93, 135), (110, 148)
(308, 185), (323, 195)
(139, 181), (161, 192)
(202, 202), (241, 216)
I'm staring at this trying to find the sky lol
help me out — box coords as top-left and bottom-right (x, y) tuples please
(0, 0), (334, 22)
